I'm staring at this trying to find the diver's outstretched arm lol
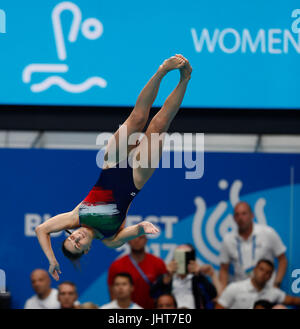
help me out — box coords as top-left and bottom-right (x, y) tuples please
(35, 225), (61, 281)
(35, 206), (80, 280)
(102, 221), (159, 249)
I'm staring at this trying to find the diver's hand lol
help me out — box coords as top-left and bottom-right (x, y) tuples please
(138, 221), (160, 235)
(49, 261), (61, 281)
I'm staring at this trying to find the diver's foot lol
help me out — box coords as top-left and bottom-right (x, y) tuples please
(158, 55), (186, 75)
(175, 54), (192, 81)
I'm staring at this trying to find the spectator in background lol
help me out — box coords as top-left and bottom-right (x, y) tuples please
(107, 235), (167, 309)
(155, 294), (177, 309)
(100, 273), (142, 309)
(57, 281), (78, 309)
(24, 269), (60, 309)
(78, 302), (99, 309)
(216, 259), (300, 309)
(150, 244), (221, 309)
(219, 201), (288, 291)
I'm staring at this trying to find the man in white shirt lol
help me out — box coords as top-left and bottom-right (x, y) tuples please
(100, 273), (143, 309)
(216, 259), (300, 309)
(219, 201), (287, 290)
(24, 269), (60, 309)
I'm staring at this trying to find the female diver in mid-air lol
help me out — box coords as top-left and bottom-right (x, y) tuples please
(35, 54), (192, 281)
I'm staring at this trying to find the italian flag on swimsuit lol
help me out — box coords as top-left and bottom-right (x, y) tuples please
(79, 186), (122, 238)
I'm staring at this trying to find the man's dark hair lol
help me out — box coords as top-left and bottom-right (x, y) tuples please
(58, 281), (78, 293)
(253, 299), (275, 309)
(256, 259), (275, 271)
(155, 294), (178, 308)
(113, 272), (134, 285)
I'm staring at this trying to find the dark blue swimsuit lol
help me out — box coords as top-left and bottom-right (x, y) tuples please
(78, 157), (140, 239)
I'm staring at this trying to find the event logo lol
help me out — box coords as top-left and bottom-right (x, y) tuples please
(22, 1), (107, 93)
(0, 9), (6, 34)
(0, 269), (6, 293)
(192, 179), (267, 266)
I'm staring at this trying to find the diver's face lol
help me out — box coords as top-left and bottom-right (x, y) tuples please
(64, 228), (91, 254)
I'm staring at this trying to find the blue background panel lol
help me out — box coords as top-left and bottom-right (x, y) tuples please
(0, 148), (299, 308)
(0, 1), (300, 108)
